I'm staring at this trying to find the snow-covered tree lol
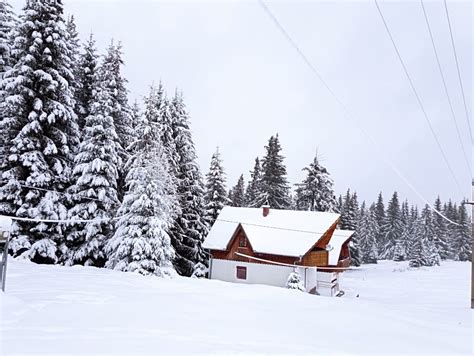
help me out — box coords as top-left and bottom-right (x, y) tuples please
(65, 15), (79, 90)
(169, 91), (208, 276)
(432, 197), (449, 260)
(294, 154), (336, 212)
(66, 72), (121, 267)
(75, 34), (98, 131)
(105, 109), (176, 276)
(251, 135), (291, 209)
(230, 174), (245, 207)
(453, 203), (471, 261)
(380, 192), (403, 260)
(245, 157), (261, 207)
(409, 205), (440, 267)
(1, 0), (79, 262)
(204, 148), (230, 226)
(374, 192), (386, 254)
(348, 192), (361, 266)
(358, 204), (378, 264)
(286, 271), (305, 291)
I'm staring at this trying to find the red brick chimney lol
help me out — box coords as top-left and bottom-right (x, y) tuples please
(262, 205), (270, 217)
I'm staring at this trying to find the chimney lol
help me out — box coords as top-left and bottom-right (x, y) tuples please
(262, 205), (270, 217)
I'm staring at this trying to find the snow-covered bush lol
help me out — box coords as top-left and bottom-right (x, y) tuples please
(286, 271), (305, 292)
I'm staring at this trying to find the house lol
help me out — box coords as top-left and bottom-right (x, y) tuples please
(203, 206), (354, 296)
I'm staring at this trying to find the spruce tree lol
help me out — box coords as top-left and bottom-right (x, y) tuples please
(380, 192), (403, 260)
(453, 203), (471, 261)
(0, 0), (79, 262)
(245, 157), (261, 207)
(433, 196), (449, 260)
(66, 71), (121, 267)
(286, 271), (305, 291)
(294, 154), (336, 212)
(75, 34), (98, 131)
(374, 192), (386, 255)
(65, 15), (79, 91)
(409, 205), (441, 267)
(230, 174), (245, 207)
(358, 204), (378, 264)
(105, 107), (176, 276)
(252, 135), (291, 209)
(348, 192), (361, 266)
(204, 148), (230, 226)
(169, 91), (208, 276)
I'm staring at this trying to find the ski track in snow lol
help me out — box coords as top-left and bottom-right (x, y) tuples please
(0, 259), (472, 355)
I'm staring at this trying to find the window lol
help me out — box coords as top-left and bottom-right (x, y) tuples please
(239, 237), (247, 247)
(236, 266), (247, 280)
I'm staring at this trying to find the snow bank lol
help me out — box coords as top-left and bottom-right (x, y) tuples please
(0, 260), (472, 354)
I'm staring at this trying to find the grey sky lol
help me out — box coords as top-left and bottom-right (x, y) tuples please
(12, 0), (473, 206)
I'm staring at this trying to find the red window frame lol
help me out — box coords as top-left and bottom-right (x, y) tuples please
(236, 266), (247, 280)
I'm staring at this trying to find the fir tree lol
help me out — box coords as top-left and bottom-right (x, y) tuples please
(204, 148), (230, 226)
(294, 154), (336, 212)
(169, 91), (208, 276)
(358, 204), (378, 264)
(374, 192), (386, 255)
(453, 203), (471, 261)
(348, 192), (361, 266)
(66, 71), (121, 267)
(65, 15), (79, 92)
(105, 107), (176, 276)
(380, 192), (403, 260)
(433, 196), (449, 260)
(409, 205), (440, 267)
(0, 0), (79, 262)
(245, 157), (261, 207)
(230, 174), (245, 207)
(75, 34), (98, 131)
(252, 135), (291, 209)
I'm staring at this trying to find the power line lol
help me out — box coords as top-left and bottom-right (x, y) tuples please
(257, 0), (460, 226)
(374, 0), (464, 197)
(443, 0), (473, 143)
(420, 0), (471, 177)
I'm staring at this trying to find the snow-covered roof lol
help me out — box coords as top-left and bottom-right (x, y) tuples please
(203, 207), (340, 257)
(0, 216), (13, 232)
(328, 230), (354, 266)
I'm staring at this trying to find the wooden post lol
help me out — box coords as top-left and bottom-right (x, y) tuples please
(0, 232), (9, 292)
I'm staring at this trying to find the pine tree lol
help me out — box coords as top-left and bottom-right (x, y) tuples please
(409, 205), (440, 267)
(204, 148), (230, 226)
(65, 15), (79, 91)
(358, 204), (378, 264)
(230, 174), (245, 207)
(374, 192), (386, 255)
(66, 70), (121, 267)
(0, 0), (79, 262)
(402, 205), (418, 260)
(252, 135), (291, 209)
(380, 192), (403, 260)
(348, 192), (361, 266)
(286, 271), (305, 291)
(75, 34), (98, 131)
(432, 196), (449, 260)
(453, 203), (471, 261)
(294, 154), (336, 212)
(245, 157), (261, 207)
(169, 91), (208, 276)
(105, 107), (176, 276)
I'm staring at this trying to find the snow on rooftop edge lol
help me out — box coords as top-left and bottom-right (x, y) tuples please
(0, 215), (13, 232)
(203, 206), (341, 257)
(328, 230), (354, 266)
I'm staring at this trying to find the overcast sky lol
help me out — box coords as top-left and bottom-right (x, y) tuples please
(12, 0), (473, 206)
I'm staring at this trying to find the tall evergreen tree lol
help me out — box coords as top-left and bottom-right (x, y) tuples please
(380, 192), (403, 260)
(245, 157), (261, 207)
(348, 192), (361, 266)
(204, 148), (230, 226)
(0, 0), (79, 262)
(409, 205), (441, 267)
(230, 174), (245, 207)
(65, 15), (79, 90)
(66, 70), (121, 267)
(252, 135), (291, 209)
(432, 196), (449, 260)
(294, 154), (336, 212)
(105, 105), (176, 276)
(374, 192), (386, 255)
(75, 34), (98, 131)
(453, 203), (471, 261)
(169, 91), (208, 276)
(358, 204), (378, 264)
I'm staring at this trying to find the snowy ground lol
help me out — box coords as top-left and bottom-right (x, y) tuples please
(0, 259), (472, 355)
